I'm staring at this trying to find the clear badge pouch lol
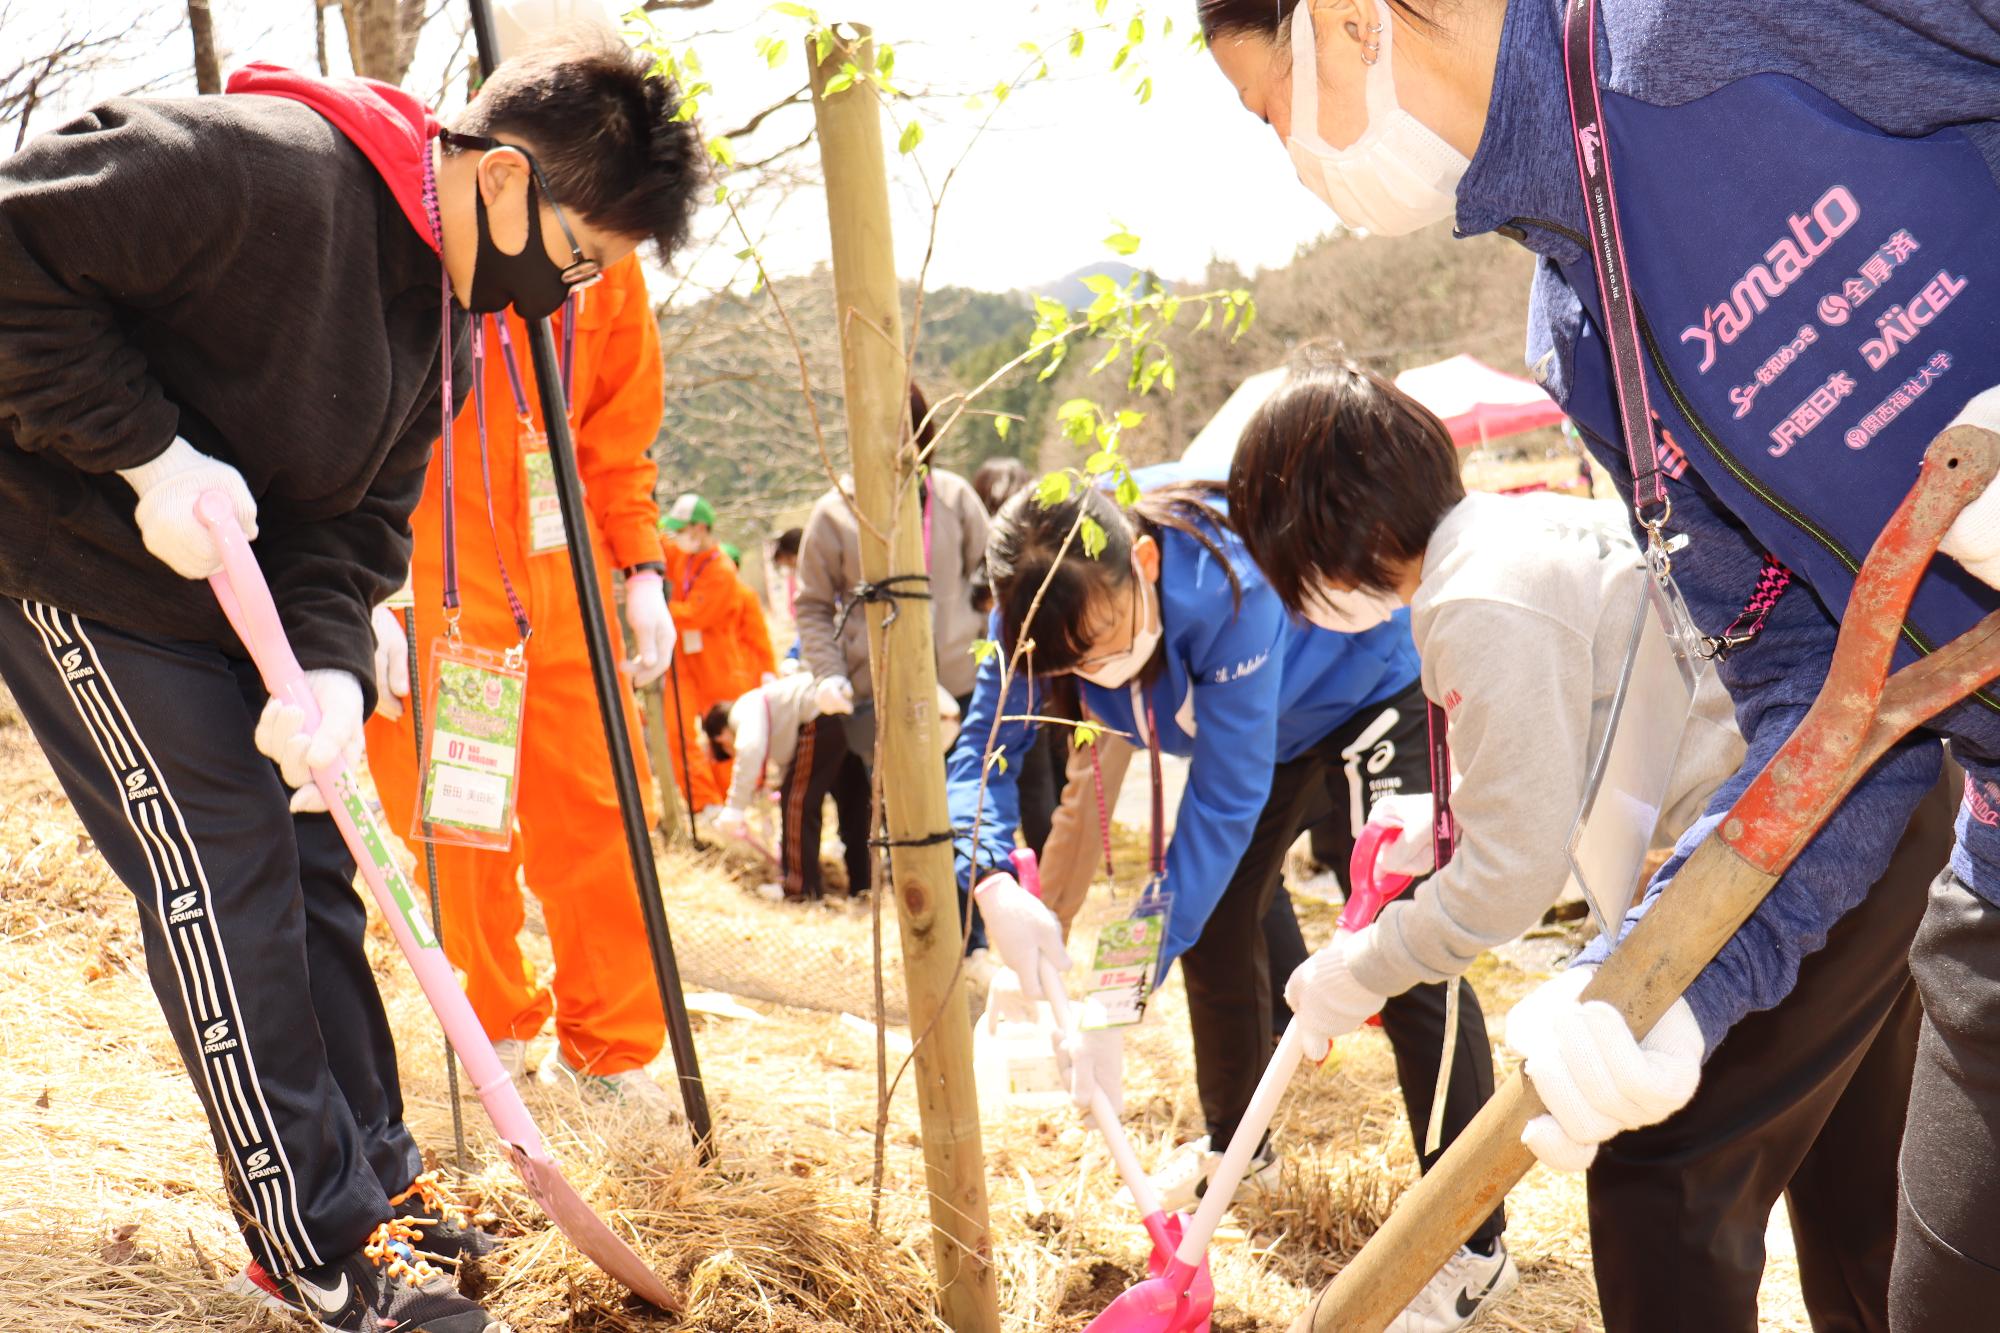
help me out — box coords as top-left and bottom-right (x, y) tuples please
(1562, 560), (1712, 938)
(1080, 884), (1172, 1030)
(411, 640), (528, 850)
(520, 426), (568, 556)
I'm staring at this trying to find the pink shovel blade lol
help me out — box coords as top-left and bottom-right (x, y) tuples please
(1085, 1257), (1209, 1333)
(198, 493), (681, 1309)
(506, 1142), (678, 1309)
(1146, 1215), (1212, 1332)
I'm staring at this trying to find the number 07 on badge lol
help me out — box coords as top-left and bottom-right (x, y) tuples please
(411, 640), (528, 850)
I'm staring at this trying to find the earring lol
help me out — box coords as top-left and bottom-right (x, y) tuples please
(1359, 20), (1382, 66)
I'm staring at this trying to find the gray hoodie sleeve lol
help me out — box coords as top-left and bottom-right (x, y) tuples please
(794, 496), (848, 684)
(1346, 600), (1598, 998)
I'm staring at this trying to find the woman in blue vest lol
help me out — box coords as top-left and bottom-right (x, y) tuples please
(1198, 0), (1999, 1324)
(955, 472), (1519, 1327)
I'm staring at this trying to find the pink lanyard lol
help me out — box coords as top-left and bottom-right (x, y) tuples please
(1426, 699), (1456, 868)
(490, 308), (575, 424)
(680, 548), (718, 599)
(469, 321), (533, 645)
(1091, 690), (1168, 887)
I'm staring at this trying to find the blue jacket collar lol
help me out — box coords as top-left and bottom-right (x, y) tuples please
(1455, 0), (1584, 266)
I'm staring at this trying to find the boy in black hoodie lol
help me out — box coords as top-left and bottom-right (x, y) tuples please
(0, 32), (698, 1333)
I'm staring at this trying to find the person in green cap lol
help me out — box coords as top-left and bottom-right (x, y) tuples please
(660, 491), (741, 719)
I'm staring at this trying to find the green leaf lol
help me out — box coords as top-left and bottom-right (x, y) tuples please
(713, 183), (731, 204)
(1080, 515), (1108, 559)
(1111, 43), (1130, 71)
(1094, 0), (1108, 13)
(1104, 227), (1141, 257)
(1162, 359), (1178, 392)
(1162, 16), (1175, 36)
(814, 29), (833, 63)
(1136, 76), (1154, 104)
(1035, 471), (1074, 507)
(1085, 449), (1118, 474)
(1074, 722), (1100, 749)
(1068, 29), (1085, 57)
(876, 43), (896, 77)
(898, 121), (924, 154)
(706, 136), (736, 167)
(1055, 398), (1097, 422)
(822, 67), (856, 96)
(1115, 475), (1142, 507)
(994, 80), (1012, 104)
(1194, 303), (1214, 332)
(972, 637), (1000, 664)
(770, 1), (815, 17)
(993, 415), (1012, 441)
(1033, 294), (1069, 325)
(1160, 295), (1182, 325)
(1127, 16), (1145, 42)
(986, 751), (1009, 776)
(1080, 273), (1119, 297)
(1116, 409), (1145, 429)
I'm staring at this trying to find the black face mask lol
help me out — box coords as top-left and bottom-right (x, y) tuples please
(467, 171), (571, 321)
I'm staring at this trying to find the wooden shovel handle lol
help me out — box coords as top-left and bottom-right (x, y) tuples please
(1295, 425), (2000, 1333)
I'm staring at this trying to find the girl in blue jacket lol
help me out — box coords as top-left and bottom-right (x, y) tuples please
(1197, 0), (1997, 1321)
(953, 475), (1514, 1309)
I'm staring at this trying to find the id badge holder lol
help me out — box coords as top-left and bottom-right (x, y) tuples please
(411, 639), (528, 850)
(1561, 536), (1713, 938)
(520, 422), (568, 556)
(1080, 881), (1173, 1031)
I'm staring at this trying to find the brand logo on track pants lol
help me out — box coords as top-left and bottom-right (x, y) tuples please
(60, 648), (92, 682)
(244, 1147), (282, 1182)
(202, 1020), (240, 1055)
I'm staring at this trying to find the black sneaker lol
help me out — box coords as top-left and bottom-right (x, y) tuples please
(389, 1171), (500, 1265)
(232, 1221), (507, 1331)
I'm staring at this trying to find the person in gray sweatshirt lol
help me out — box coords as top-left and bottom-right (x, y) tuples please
(1225, 346), (1952, 1333)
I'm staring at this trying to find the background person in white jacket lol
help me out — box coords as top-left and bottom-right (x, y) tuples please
(1225, 347), (1954, 1333)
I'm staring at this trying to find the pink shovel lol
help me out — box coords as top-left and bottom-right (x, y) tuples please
(198, 493), (680, 1311)
(1084, 1017), (1306, 1333)
(1341, 822), (1417, 1028)
(1011, 849), (1212, 1318)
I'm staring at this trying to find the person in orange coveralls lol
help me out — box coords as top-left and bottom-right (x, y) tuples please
(359, 254), (681, 1110)
(718, 542), (778, 694)
(660, 493), (749, 719)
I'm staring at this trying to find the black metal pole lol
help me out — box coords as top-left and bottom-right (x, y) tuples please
(467, 0), (713, 1155)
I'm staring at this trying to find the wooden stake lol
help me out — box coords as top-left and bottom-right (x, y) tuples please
(809, 25), (999, 1333)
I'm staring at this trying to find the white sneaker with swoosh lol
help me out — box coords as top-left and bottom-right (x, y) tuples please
(1384, 1239), (1518, 1333)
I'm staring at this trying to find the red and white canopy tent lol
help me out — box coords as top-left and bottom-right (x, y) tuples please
(1181, 354), (1565, 473)
(1391, 353), (1566, 448)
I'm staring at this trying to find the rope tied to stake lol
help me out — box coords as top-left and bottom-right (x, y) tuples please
(832, 573), (932, 640)
(868, 829), (955, 850)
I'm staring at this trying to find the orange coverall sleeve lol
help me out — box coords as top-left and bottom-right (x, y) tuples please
(572, 255), (666, 572)
(668, 550), (739, 631)
(737, 581), (778, 679)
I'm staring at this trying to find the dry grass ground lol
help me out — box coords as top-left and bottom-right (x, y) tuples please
(0, 685), (1811, 1331)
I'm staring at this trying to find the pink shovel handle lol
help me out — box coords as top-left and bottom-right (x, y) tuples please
(1341, 821), (1416, 934)
(197, 492), (519, 1120)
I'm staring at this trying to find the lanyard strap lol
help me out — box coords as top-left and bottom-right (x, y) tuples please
(1142, 694), (1166, 882)
(681, 548), (718, 599)
(921, 475), (934, 571)
(1427, 699), (1456, 870)
(1561, 0), (1669, 532)
(490, 304), (576, 423)
(421, 145), (462, 625)
(471, 320), (533, 646)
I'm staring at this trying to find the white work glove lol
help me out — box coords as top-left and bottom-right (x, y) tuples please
(713, 805), (748, 840)
(254, 670), (366, 814)
(117, 437), (259, 579)
(978, 965), (1040, 1030)
(623, 572), (676, 686)
(1284, 930), (1388, 1062)
(972, 872), (1072, 1002)
(1505, 965), (1703, 1172)
(817, 675), (856, 716)
(1364, 792), (1438, 878)
(1940, 385), (2000, 588)
(1053, 1024), (1125, 1118)
(779, 656), (804, 677)
(370, 605), (411, 722)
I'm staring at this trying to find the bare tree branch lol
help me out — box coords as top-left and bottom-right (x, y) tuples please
(186, 0), (221, 94)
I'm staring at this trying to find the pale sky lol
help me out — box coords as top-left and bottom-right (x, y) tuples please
(8, 1), (1337, 297)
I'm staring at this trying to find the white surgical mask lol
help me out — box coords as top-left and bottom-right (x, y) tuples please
(1284, 2), (1469, 236)
(1302, 582), (1403, 634)
(1076, 569), (1162, 688)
